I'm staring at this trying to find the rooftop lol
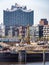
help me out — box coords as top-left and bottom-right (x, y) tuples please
(4, 3), (32, 12)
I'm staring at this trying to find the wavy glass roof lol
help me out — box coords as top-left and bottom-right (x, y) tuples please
(5, 3), (32, 12)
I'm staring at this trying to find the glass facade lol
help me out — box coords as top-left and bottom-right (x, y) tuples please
(39, 25), (43, 38)
(3, 4), (34, 36)
(3, 9), (34, 26)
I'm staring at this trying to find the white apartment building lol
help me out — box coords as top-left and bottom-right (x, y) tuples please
(43, 25), (49, 39)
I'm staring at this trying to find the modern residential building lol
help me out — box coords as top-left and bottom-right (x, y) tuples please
(3, 3), (34, 36)
(39, 19), (49, 38)
(30, 25), (43, 41)
(29, 25), (39, 41)
(39, 19), (48, 25)
(43, 25), (49, 40)
(39, 25), (43, 38)
(36, 25), (49, 41)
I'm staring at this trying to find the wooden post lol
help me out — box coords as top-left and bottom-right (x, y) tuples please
(43, 50), (45, 65)
(18, 50), (26, 64)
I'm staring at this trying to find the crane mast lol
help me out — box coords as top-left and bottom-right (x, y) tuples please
(26, 24), (30, 44)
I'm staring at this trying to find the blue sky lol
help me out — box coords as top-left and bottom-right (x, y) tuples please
(0, 0), (49, 25)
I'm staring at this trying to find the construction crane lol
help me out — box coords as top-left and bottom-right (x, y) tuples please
(26, 24), (30, 44)
(19, 24), (30, 45)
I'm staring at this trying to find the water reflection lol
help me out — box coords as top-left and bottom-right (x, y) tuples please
(0, 62), (49, 65)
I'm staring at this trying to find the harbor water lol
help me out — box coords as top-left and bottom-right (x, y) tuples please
(0, 62), (49, 65)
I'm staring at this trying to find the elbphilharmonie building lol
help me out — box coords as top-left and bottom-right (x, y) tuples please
(3, 3), (34, 36)
(3, 3), (34, 26)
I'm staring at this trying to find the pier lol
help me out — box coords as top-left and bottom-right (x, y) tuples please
(0, 42), (49, 63)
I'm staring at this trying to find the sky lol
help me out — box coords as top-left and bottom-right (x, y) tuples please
(0, 0), (49, 25)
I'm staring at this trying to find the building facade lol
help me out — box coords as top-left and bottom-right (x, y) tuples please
(39, 19), (48, 25)
(19, 26), (27, 38)
(39, 25), (43, 38)
(43, 25), (49, 40)
(29, 25), (39, 42)
(0, 24), (5, 37)
(3, 3), (34, 36)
